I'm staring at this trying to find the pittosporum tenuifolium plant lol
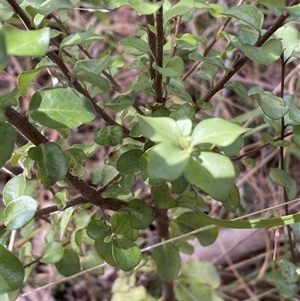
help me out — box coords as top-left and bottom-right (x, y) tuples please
(1, 0), (300, 300)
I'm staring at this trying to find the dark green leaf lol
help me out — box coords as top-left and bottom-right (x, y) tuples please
(0, 89), (19, 122)
(176, 211), (218, 246)
(0, 244), (24, 294)
(277, 258), (298, 285)
(120, 37), (151, 54)
(112, 238), (142, 271)
(152, 244), (180, 282)
(154, 56), (185, 77)
(101, 184), (132, 200)
(0, 123), (16, 168)
(94, 126), (123, 146)
(91, 165), (119, 186)
(222, 185), (240, 212)
(4, 196), (38, 230)
(105, 95), (135, 111)
(3, 26), (50, 57)
(292, 125), (300, 147)
(189, 53), (232, 72)
(227, 82), (248, 99)
(126, 199), (154, 229)
(116, 149), (143, 175)
(171, 175), (189, 194)
(95, 236), (117, 266)
(28, 142), (68, 189)
(55, 249), (80, 277)
(29, 87), (96, 129)
(87, 220), (110, 240)
(151, 184), (177, 209)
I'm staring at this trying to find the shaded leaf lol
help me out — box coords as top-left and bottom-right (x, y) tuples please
(91, 165), (119, 186)
(154, 56), (185, 77)
(116, 149), (143, 175)
(105, 95), (135, 111)
(55, 249), (80, 277)
(120, 37), (151, 54)
(151, 184), (177, 209)
(64, 148), (87, 178)
(94, 125), (123, 146)
(163, 0), (194, 26)
(189, 53), (232, 72)
(111, 211), (132, 235)
(0, 123), (16, 168)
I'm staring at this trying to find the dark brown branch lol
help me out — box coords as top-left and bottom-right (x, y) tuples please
(146, 14), (156, 83)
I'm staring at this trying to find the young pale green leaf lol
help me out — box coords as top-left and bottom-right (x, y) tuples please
(154, 56), (184, 77)
(105, 95), (135, 111)
(152, 244), (180, 282)
(95, 236), (117, 266)
(184, 153), (235, 201)
(248, 87), (289, 120)
(125, 199), (154, 229)
(60, 32), (103, 49)
(286, 4), (300, 19)
(189, 53), (233, 72)
(111, 211), (132, 235)
(120, 37), (151, 54)
(0, 123), (16, 168)
(3, 174), (26, 206)
(0, 244), (24, 294)
(176, 211), (218, 246)
(3, 26), (50, 57)
(18, 66), (45, 96)
(222, 4), (264, 33)
(151, 184), (177, 209)
(60, 207), (75, 240)
(269, 168), (296, 201)
(55, 249), (80, 277)
(181, 260), (220, 288)
(292, 125), (300, 147)
(138, 116), (182, 144)
(112, 238), (142, 271)
(0, 2), (14, 21)
(40, 241), (64, 264)
(191, 118), (250, 147)
(241, 39), (282, 66)
(28, 142), (68, 189)
(4, 196), (38, 230)
(94, 125), (123, 146)
(91, 165), (119, 186)
(147, 143), (190, 181)
(29, 87), (96, 128)
(127, 0), (163, 15)
(116, 149), (143, 175)
(163, 0), (194, 26)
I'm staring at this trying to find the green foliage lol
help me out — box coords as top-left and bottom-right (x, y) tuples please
(0, 0), (300, 300)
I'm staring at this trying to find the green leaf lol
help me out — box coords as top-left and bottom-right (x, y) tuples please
(286, 4), (300, 20)
(127, 0), (162, 15)
(274, 23), (300, 61)
(154, 56), (185, 78)
(292, 125), (300, 147)
(181, 260), (220, 288)
(87, 220), (109, 240)
(257, 0), (285, 9)
(112, 238), (142, 271)
(4, 196), (38, 230)
(0, 31), (8, 70)
(189, 53), (232, 72)
(191, 118), (250, 147)
(222, 4), (264, 33)
(82, 248), (104, 275)
(184, 153), (235, 201)
(73, 59), (110, 92)
(222, 185), (240, 212)
(28, 142), (68, 189)
(29, 87), (96, 128)
(0, 123), (16, 168)
(221, 136), (244, 157)
(18, 67), (45, 96)
(25, 0), (74, 15)
(116, 149), (143, 175)
(64, 148), (87, 178)
(60, 32), (103, 49)
(171, 175), (189, 194)
(95, 236), (117, 266)
(169, 103), (195, 121)
(105, 95), (135, 111)
(91, 165), (119, 186)
(248, 87), (289, 120)
(269, 168), (296, 201)
(126, 199), (154, 229)
(167, 83), (193, 103)
(103, 0), (127, 9)
(59, 207), (74, 240)
(138, 116), (182, 144)
(163, 0), (194, 26)
(55, 249), (80, 277)
(111, 211), (132, 235)
(176, 211), (218, 246)
(94, 125), (123, 146)
(0, 2), (14, 21)
(238, 27), (259, 45)
(120, 37), (151, 54)
(277, 258), (299, 285)
(151, 184), (177, 209)
(40, 241), (64, 263)
(101, 184), (132, 200)
(227, 82), (248, 99)
(241, 39), (282, 66)
(3, 26), (50, 57)
(3, 174), (26, 206)
(147, 143), (190, 180)
(0, 244), (24, 294)
(152, 244), (180, 282)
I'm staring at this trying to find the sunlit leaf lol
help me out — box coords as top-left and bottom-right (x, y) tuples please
(163, 0), (194, 26)
(128, 0), (162, 15)
(3, 174), (26, 206)
(40, 241), (64, 263)
(60, 32), (103, 48)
